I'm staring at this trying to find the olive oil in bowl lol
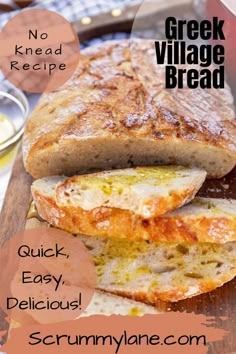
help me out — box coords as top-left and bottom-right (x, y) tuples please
(0, 113), (18, 169)
(0, 82), (29, 171)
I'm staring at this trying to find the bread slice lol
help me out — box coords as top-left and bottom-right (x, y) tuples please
(23, 40), (236, 179)
(31, 173), (236, 243)
(9, 290), (159, 330)
(78, 235), (236, 302)
(80, 291), (159, 317)
(40, 166), (206, 218)
(24, 207), (236, 302)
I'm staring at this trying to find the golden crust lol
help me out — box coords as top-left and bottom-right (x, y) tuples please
(23, 40), (236, 179)
(32, 185), (236, 243)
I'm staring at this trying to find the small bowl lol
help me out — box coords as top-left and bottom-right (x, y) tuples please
(0, 81), (29, 153)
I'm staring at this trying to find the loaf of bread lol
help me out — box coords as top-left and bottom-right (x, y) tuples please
(79, 235), (236, 302)
(23, 39), (236, 179)
(31, 172), (236, 243)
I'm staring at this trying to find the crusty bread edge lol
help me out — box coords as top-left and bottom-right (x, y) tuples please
(31, 180), (236, 243)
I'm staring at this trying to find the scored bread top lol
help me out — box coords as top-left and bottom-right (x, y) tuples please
(23, 39), (236, 179)
(54, 166), (206, 218)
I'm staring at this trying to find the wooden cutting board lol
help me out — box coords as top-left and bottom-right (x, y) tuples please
(0, 146), (236, 354)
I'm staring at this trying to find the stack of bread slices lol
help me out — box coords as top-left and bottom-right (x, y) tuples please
(23, 39), (236, 312)
(31, 166), (236, 303)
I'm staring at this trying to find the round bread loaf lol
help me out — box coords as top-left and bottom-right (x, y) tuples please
(23, 40), (236, 179)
